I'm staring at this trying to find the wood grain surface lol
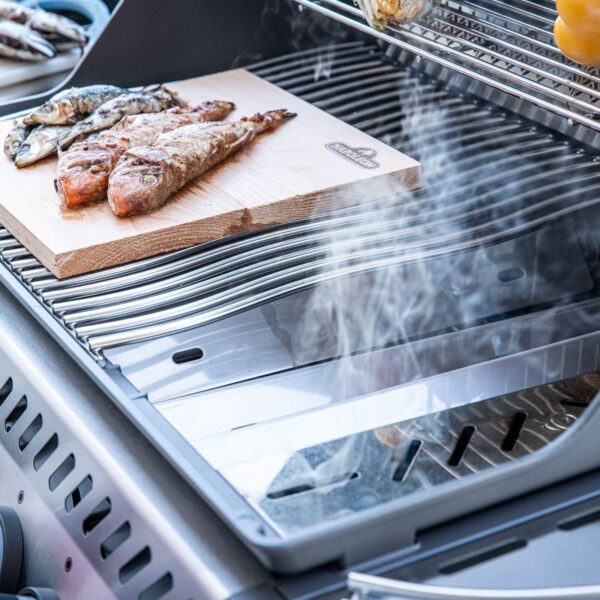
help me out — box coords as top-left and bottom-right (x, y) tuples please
(0, 69), (421, 278)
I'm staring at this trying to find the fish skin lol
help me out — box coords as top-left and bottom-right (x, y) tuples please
(0, 19), (56, 61)
(0, 0), (88, 45)
(24, 85), (128, 126)
(4, 121), (31, 160)
(12, 87), (189, 168)
(14, 124), (72, 168)
(108, 110), (296, 218)
(57, 101), (235, 208)
(57, 86), (187, 150)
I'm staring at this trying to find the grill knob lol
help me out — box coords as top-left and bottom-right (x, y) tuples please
(18, 589), (60, 600)
(0, 593), (59, 600)
(0, 507), (23, 593)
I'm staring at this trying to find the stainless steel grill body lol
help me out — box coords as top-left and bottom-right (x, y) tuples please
(0, 0), (599, 594)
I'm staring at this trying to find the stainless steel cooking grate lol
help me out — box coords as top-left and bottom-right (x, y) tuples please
(0, 42), (599, 362)
(294, 0), (600, 132)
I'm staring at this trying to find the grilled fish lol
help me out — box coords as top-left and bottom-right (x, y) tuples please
(14, 124), (72, 168)
(13, 87), (186, 168)
(0, 19), (56, 61)
(57, 101), (235, 208)
(0, 0), (88, 46)
(24, 85), (128, 126)
(108, 110), (296, 218)
(57, 86), (186, 150)
(4, 121), (31, 160)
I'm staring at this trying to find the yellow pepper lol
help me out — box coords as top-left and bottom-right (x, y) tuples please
(554, 0), (600, 66)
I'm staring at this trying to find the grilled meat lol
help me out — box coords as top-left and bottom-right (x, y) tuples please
(0, 0), (88, 46)
(4, 121), (31, 160)
(57, 86), (186, 150)
(24, 85), (128, 126)
(0, 19), (55, 61)
(57, 101), (235, 208)
(108, 110), (295, 218)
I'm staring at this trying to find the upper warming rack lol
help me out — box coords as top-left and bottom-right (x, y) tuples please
(294, 0), (600, 132)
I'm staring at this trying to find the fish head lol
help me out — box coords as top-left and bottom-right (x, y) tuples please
(29, 97), (75, 125)
(58, 152), (113, 207)
(109, 150), (169, 216)
(5, 136), (23, 159)
(14, 126), (67, 168)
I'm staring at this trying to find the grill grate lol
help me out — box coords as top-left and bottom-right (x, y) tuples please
(294, 0), (600, 132)
(0, 43), (598, 360)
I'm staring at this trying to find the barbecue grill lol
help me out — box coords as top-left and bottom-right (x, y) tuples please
(0, 0), (600, 598)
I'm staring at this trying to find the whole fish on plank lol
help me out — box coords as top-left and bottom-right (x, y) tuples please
(108, 110), (296, 218)
(0, 0), (88, 46)
(57, 101), (235, 208)
(24, 85), (129, 126)
(0, 19), (55, 61)
(14, 86), (187, 167)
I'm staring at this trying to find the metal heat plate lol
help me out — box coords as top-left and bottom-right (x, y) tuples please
(213, 373), (599, 537)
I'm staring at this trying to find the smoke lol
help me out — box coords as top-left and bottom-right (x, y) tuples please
(249, 6), (599, 525)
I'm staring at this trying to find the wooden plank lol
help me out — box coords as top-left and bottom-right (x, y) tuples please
(0, 69), (421, 278)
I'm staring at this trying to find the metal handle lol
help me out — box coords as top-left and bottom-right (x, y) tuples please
(347, 572), (600, 599)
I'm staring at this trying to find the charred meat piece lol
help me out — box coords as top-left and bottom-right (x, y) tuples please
(57, 101), (235, 208)
(107, 110), (296, 218)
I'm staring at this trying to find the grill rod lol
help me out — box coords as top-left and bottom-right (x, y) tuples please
(293, 0), (600, 131)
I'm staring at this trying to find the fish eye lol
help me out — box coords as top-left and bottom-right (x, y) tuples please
(18, 144), (30, 154)
(142, 174), (158, 186)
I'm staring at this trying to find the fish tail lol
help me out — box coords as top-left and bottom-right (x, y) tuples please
(241, 109), (296, 133)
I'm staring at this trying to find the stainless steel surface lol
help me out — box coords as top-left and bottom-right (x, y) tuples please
(294, 0), (600, 133)
(162, 334), (599, 539)
(0, 283), (268, 599)
(346, 572), (600, 599)
(0, 43), (597, 368)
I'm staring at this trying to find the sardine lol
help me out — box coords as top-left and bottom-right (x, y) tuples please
(0, 0), (88, 45)
(108, 110), (296, 217)
(0, 19), (56, 61)
(14, 124), (72, 168)
(4, 121), (31, 160)
(24, 84), (128, 126)
(57, 86), (187, 149)
(57, 101), (235, 208)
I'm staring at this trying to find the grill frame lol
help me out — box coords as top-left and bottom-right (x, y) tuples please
(0, 8), (600, 576)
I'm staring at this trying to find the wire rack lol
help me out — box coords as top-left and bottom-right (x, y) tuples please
(294, 0), (600, 132)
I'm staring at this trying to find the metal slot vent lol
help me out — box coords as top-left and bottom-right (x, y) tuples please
(0, 374), (179, 599)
